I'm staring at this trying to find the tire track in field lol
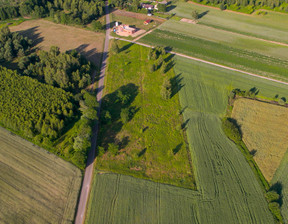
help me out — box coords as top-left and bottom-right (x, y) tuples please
(108, 174), (120, 224)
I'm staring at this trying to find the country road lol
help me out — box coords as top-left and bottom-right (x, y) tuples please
(74, 1), (110, 224)
(112, 36), (288, 86)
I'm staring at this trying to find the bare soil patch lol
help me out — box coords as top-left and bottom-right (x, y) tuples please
(10, 19), (105, 67)
(231, 98), (288, 182)
(180, 18), (197, 24)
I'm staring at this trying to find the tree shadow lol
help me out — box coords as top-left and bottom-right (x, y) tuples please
(227, 117), (243, 137)
(181, 118), (190, 130)
(120, 42), (134, 52)
(170, 73), (184, 98)
(198, 10), (209, 19)
(138, 147), (147, 157)
(16, 26), (44, 51)
(250, 149), (257, 156)
(74, 44), (103, 67)
(166, 4), (176, 12)
(173, 143), (183, 155)
(98, 83), (139, 151)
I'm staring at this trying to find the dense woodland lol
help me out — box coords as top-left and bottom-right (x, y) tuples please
(0, 66), (74, 140)
(0, 26), (31, 61)
(18, 46), (92, 93)
(0, 0), (104, 25)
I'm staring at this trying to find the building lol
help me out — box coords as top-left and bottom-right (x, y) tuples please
(141, 3), (154, 10)
(114, 24), (137, 36)
(144, 20), (151, 25)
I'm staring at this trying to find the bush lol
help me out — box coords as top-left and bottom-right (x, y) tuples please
(222, 118), (242, 143)
(160, 77), (171, 100)
(108, 143), (119, 155)
(91, 20), (103, 31)
(120, 108), (130, 124)
(265, 191), (280, 203)
(268, 202), (282, 222)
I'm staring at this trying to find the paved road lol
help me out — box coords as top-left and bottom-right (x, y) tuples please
(112, 37), (288, 86)
(74, 2), (110, 224)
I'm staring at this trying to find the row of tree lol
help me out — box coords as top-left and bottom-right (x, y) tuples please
(0, 66), (74, 140)
(0, 0), (105, 25)
(0, 26), (31, 62)
(194, 0), (288, 11)
(18, 46), (92, 93)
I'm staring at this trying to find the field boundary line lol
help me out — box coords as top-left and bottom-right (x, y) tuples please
(74, 1), (111, 224)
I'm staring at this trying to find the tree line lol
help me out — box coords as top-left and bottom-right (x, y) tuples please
(0, 66), (74, 140)
(0, 0), (104, 25)
(18, 46), (92, 93)
(0, 26), (31, 62)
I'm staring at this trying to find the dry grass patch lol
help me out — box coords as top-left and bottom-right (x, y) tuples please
(231, 98), (288, 182)
(0, 127), (82, 223)
(10, 19), (105, 67)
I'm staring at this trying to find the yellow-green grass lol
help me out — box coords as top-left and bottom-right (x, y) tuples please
(231, 98), (288, 182)
(96, 41), (195, 189)
(170, 1), (288, 43)
(85, 54), (288, 224)
(0, 127), (82, 224)
(140, 20), (288, 81)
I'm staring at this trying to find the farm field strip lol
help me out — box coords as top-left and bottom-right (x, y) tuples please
(0, 127), (82, 224)
(170, 1), (288, 43)
(139, 25), (288, 81)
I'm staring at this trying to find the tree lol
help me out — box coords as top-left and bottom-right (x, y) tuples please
(220, 3), (226, 10)
(160, 77), (171, 100)
(157, 3), (167, 12)
(91, 20), (103, 31)
(191, 10), (199, 21)
(120, 108), (130, 124)
(108, 143), (119, 155)
(111, 40), (120, 54)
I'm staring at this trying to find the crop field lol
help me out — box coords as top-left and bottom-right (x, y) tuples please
(85, 53), (288, 223)
(140, 20), (288, 81)
(95, 42), (194, 189)
(170, 1), (288, 43)
(10, 19), (105, 66)
(231, 98), (288, 182)
(0, 127), (82, 224)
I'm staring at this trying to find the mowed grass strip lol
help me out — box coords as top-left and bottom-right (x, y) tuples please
(96, 41), (195, 189)
(231, 98), (288, 182)
(140, 26), (288, 81)
(0, 127), (82, 224)
(171, 1), (288, 43)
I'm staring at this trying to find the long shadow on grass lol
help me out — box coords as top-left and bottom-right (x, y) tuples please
(97, 83), (139, 153)
(170, 73), (184, 98)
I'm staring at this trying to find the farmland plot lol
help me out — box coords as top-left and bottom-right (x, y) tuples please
(0, 127), (82, 224)
(171, 2), (288, 43)
(86, 55), (288, 223)
(231, 98), (288, 182)
(140, 20), (288, 81)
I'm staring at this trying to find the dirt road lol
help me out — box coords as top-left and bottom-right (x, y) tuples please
(74, 2), (110, 224)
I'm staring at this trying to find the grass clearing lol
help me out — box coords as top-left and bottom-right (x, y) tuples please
(86, 52), (288, 224)
(0, 127), (82, 224)
(170, 1), (288, 43)
(140, 20), (288, 81)
(231, 98), (288, 182)
(10, 19), (105, 67)
(95, 41), (195, 189)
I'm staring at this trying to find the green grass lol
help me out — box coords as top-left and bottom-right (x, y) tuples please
(85, 50), (288, 223)
(95, 41), (195, 189)
(140, 20), (288, 81)
(0, 127), (82, 223)
(170, 1), (288, 43)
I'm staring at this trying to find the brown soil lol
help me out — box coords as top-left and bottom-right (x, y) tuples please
(10, 19), (105, 67)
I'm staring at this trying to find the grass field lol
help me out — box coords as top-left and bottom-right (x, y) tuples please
(85, 52), (288, 223)
(140, 20), (288, 81)
(231, 98), (288, 182)
(0, 127), (82, 224)
(95, 41), (194, 189)
(170, 1), (288, 43)
(10, 19), (105, 67)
